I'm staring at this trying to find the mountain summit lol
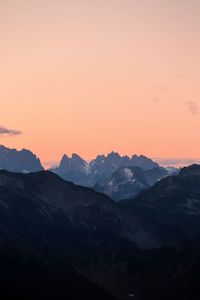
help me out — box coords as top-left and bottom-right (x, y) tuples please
(0, 145), (43, 173)
(179, 164), (200, 177)
(59, 153), (89, 173)
(52, 151), (161, 186)
(94, 166), (167, 200)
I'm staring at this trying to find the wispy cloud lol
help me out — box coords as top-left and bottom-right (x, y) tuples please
(154, 157), (200, 167)
(186, 101), (199, 116)
(43, 161), (60, 168)
(157, 84), (166, 91)
(0, 126), (22, 137)
(149, 97), (159, 113)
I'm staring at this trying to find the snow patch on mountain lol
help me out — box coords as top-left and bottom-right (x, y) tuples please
(82, 162), (91, 175)
(108, 180), (113, 186)
(124, 168), (133, 179)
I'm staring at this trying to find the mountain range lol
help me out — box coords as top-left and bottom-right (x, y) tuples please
(0, 145), (182, 202)
(0, 165), (200, 299)
(120, 164), (200, 246)
(52, 151), (162, 186)
(94, 166), (168, 200)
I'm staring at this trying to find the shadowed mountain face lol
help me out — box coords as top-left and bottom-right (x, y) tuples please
(0, 170), (122, 299)
(52, 151), (161, 186)
(120, 164), (200, 246)
(94, 166), (168, 201)
(0, 145), (43, 173)
(1, 167), (200, 299)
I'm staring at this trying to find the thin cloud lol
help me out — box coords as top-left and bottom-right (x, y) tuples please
(186, 101), (199, 116)
(0, 126), (22, 137)
(43, 161), (60, 168)
(157, 84), (166, 91)
(154, 157), (200, 167)
(149, 97), (159, 113)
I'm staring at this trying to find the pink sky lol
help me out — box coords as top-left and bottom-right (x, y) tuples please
(1, 0), (200, 164)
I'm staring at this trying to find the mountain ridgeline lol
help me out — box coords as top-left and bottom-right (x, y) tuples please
(0, 145), (43, 173)
(0, 165), (200, 299)
(94, 166), (168, 200)
(52, 151), (162, 186)
(120, 164), (200, 245)
(0, 146), (169, 201)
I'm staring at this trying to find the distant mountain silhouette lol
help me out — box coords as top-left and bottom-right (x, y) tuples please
(52, 153), (91, 185)
(52, 151), (161, 186)
(94, 166), (168, 200)
(0, 145), (43, 173)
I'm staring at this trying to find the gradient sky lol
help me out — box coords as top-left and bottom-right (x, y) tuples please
(1, 0), (200, 164)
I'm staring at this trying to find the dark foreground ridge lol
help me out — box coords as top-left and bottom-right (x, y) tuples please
(0, 167), (200, 299)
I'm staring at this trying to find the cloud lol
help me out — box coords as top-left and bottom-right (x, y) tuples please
(186, 101), (199, 116)
(43, 161), (60, 168)
(0, 126), (22, 137)
(154, 157), (200, 167)
(157, 84), (166, 91)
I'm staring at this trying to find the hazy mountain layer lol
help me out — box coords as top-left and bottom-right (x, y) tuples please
(94, 166), (167, 200)
(52, 151), (161, 186)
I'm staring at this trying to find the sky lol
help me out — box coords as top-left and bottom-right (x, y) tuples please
(1, 0), (200, 165)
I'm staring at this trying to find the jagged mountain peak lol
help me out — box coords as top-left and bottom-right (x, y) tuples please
(54, 151), (162, 187)
(95, 154), (106, 161)
(106, 151), (121, 160)
(71, 153), (85, 161)
(61, 153), (85, 161)
(0, 145), (43, 173)
(94, 166), (167, 201)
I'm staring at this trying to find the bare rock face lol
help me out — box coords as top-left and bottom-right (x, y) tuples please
(0, 145), (43, 173)
(94, 166), (167, 201)
(52, 151), (161, 187)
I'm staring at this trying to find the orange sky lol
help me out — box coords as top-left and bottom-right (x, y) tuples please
(1, 0), (200, 164)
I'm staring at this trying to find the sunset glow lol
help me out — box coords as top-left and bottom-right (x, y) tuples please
(1, 0), (200, 164)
